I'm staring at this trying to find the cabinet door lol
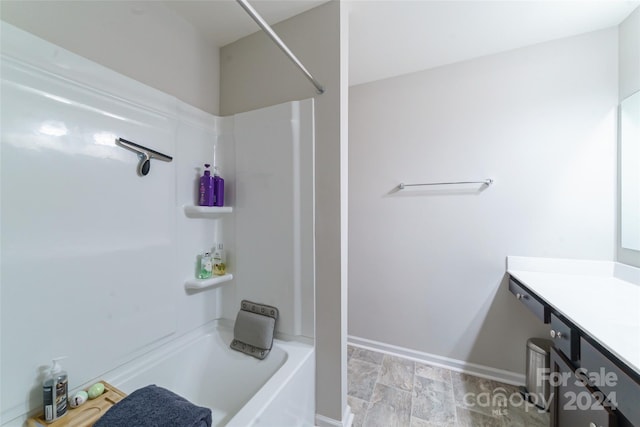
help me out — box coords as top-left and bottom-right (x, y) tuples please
(580, 338), (640, 427)
(551, 348), (617, 427)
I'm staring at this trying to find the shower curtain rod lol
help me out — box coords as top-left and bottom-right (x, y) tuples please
(236, 0), (325, 94)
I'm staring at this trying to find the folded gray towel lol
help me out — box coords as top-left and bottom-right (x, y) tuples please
(94, 385), (211, 427)
(230, 300), (278, 359)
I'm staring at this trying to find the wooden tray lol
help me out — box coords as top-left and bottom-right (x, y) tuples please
(27, 381), (127, 427)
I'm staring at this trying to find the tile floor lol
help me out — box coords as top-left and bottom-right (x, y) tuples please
(347, 345), (550, 427)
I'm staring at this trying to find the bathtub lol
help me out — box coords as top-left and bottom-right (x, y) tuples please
(104, 320), (315, 427)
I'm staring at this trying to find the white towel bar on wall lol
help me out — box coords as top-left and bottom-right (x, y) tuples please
(398, 179), (494, 190)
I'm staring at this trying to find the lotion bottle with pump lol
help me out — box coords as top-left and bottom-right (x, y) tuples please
(43, 357), (68, 422)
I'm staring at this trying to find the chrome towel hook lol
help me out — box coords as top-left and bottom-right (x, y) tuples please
(116, 138), (173, 176)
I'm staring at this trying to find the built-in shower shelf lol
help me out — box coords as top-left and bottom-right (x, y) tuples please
(184, 205), (233, 216)
(185, 274), (234, 291)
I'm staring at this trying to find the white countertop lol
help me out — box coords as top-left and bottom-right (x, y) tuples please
(507, 256), (640, 376)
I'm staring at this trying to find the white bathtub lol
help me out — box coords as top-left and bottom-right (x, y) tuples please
(104, 320), (315, 427)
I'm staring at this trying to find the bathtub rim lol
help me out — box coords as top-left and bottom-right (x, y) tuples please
(225, 325), (315, 426)
(100, 318), (314, 426)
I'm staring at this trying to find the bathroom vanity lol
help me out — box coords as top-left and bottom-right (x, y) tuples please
(507, 256), (640, 427)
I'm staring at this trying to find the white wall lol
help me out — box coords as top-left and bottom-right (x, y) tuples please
(619, 7), (640, 100)
(0, 23), (229, 424)
(617, 7), (640, 267)
(174, 104), (235, 337)
(220, 1), (349, 424)
(230, 100), (315, 338)
(0, 1), (220, 115)
(348, 29), (618, 375)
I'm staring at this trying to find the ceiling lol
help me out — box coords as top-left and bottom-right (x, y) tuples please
(163, 0), (640, 87)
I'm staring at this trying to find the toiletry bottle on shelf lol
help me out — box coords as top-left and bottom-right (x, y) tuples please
(213, 243), (226, 276)
(198, 252), (213, 279)
(43, 357), (68, 422)
(213, 166), (224, 207)
(199, 164), (215, 206)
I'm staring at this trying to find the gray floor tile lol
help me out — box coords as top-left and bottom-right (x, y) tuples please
(455, 407), (504, 427)
(348, 396), (369, 427)
(450, 372), (505, 417)
(415, 363), (452, 384)
(348, 358), (381, 401)
(346, 344), (549, 427)
(410, 416), (456, 427)
(378, 354), (415, 392)
(499, 387), (549, 427)
(412, 376), (456, 424)
(364, 383), (412, 427)
(352, 347), (385, 365)
(500, 406), (549, 427)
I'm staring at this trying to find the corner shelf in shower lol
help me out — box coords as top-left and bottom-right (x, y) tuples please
(185, 273), (234, 290)
(183, 205), (233, 217)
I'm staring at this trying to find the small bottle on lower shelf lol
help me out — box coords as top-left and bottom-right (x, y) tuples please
(198, 252), (213, 279)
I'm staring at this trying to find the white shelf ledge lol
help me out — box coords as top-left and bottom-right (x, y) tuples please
(185, 274), (234, 290)
(184, 205), (233, 216)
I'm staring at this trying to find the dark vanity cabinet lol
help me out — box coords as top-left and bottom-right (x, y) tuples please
(580, 338), (640, 427)
(550, 346), (617, 427)
(508, 276), (640, 427)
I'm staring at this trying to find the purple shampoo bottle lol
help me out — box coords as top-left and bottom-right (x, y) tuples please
(213, 166), (224, 206)
(199, 164), (215, 206)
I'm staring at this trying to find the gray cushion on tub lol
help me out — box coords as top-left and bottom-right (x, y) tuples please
(234, 310), (275, 349)
(231, 300), (279, 360)
(94, 384), (211, 427)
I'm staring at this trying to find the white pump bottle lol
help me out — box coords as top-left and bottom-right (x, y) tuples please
(43, 357), (68, 422)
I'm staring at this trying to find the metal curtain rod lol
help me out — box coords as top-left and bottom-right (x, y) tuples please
(398, 179), (494, 190)
(236, 0), (325, 94)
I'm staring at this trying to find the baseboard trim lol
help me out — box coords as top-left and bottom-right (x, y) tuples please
(315, 404), (353, 427)
(348, 335), (525, 386)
